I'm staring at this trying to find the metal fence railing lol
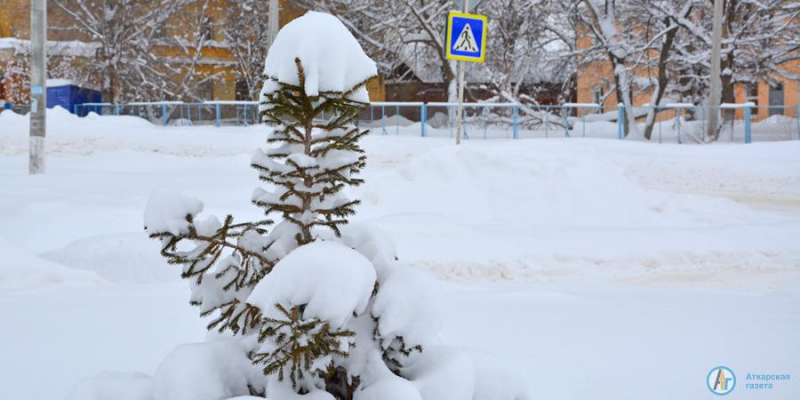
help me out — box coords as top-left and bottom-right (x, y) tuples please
(71, 101), (261, 127)
(361, 102), (800, 143)
(2, 102), (31, 116)
(3, 100), (799, 144)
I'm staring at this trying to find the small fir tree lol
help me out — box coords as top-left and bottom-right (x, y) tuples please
(145, 11), (438, 400)
(144, 11), (529, 400)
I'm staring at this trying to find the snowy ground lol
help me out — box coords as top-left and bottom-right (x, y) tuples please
(1, 109), (799, 399)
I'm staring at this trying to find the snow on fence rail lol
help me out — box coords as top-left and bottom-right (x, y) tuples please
(4, 101), (799, 143)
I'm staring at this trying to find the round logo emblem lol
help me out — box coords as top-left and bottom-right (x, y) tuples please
(707, 366), (736, 395)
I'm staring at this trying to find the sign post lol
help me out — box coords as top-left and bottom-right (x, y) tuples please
(445, 5), (487, 145)
(30, 0), (47, 174)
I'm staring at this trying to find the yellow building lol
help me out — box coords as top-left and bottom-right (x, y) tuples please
(575, 21), (799, 121)
(1, 0), (383, 104)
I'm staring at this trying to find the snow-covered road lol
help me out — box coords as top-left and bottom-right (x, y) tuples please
(1, 110), (799, 399)
(1, 282), (797, 400)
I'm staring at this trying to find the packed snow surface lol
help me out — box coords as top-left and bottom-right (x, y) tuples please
(1, 110), (799, 399)
(262, 11), (377, 102)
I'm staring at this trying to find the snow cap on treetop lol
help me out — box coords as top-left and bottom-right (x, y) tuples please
(262, 11), (377, 103)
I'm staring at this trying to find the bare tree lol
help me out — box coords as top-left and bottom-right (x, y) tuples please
(220, 0), (272, 100)
(298, 0), (460, 101)
(54, 0), (193, 102)
(628, 0), (694, 140)
(665, 0), (800, 106)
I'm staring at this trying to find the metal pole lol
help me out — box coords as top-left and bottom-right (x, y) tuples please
(512, 105), (519, 139)
(29, 0), (46, 174)
(707, 0), (723, 141)
(420, 103), (427, 137)
(455, 0), (468, 145)
(744, 105), (752, 144)
(268, 0), (280, 48)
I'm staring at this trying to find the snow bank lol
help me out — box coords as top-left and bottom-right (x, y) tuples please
(152, 340), (262, 400)
(247, 241), (377, 328)
(403, 347), (475, 400)
(66, 372), (153, 400)
(355, 374), (422, 400)
(0, 236), (108, 291)
(0, 106), (267, 157)
(42, 233), (179, 284)
(400, 346), (532, 400)
(262, 11), (377, 102)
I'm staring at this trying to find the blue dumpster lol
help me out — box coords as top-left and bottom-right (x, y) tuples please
(46, 80), (102, 116)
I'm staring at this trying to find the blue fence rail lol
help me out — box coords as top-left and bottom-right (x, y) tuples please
(4, 100), (799, 143)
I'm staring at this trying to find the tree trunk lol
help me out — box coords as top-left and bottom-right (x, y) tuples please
(642, 21), (678, 141)
(611, 59), (629, 136)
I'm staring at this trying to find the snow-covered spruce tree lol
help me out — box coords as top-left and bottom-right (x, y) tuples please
(139, 11), (529, 400)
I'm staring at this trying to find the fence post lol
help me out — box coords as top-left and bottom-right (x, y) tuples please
(658, 107), (662, 144)
(675, 108), (682, 144)
(244, 104), (249, 127)
(215, 104), (221, 128)
(544, 109), (549, 138)
(394, 104), (401, 135)
(381, 104), (386, 135)
(617, 104), (624, 140)
(795, 106), (800, 140)
(744, 105), (752, 144)
(582, 107), (587, 138)
(115, 104), (120, 116)
(420, 103), (427, 137)
(483, 106), (488, 139)
(562, 106), (569, 137)
(512, 105), (519, 139)
(161, 104), (168, 126)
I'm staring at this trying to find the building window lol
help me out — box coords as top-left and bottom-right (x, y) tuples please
(746, 83), (759, 115)
(235, 80), (250, 101)
(593, 88), (604, 113)
(152, 23), (166, 40)
(201, 17), (214, 41)
(769, 82), (784, 117)
(197, 80), (213, 101)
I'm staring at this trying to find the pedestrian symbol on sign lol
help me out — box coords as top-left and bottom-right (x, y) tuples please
(454, 23), (478, 52)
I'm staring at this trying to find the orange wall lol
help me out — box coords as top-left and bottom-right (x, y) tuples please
(2, 1), (386, 103)
(576, 20), (799, 121)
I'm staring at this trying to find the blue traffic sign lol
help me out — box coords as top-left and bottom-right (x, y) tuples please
(446, 11), (487, 63)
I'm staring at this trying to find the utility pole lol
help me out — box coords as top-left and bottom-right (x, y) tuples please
(268, 0), (280, 48)
(454, 0), (468, 145)
(30, 0), (47, 174)
(707, 0), (723, 141)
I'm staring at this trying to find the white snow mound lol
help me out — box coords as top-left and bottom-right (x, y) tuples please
(0, 237), (108, 291)
(247, 240), (377, 328)
(66, 371), (153, 400)
(152, 340), (262, 400)
(262, 11), (377, 102)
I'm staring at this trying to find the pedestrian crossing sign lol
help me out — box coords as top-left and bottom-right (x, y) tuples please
(446, 11), (487, 63)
